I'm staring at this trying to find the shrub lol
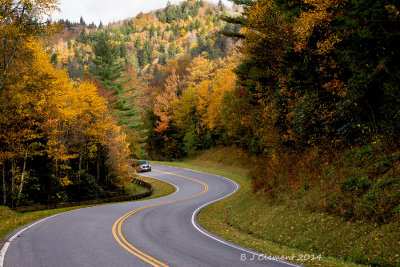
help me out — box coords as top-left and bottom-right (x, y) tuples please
(66, 173), (105, 201)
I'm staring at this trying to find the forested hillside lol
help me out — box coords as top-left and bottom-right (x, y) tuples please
(2, 0), (400, 264)
(51, 0), (238, 78)
(50, 0), (240, 157)
(220, 0), (400, 226)
(0, 0), (135, 207)
(1, 0), (239, 207)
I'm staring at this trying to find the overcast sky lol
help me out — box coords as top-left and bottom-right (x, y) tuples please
(53, 0), (232, 25)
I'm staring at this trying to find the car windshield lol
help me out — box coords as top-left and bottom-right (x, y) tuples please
(138, 160), (148, 165)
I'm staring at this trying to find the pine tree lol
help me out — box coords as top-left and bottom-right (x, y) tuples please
(89, 31), (142, 132)
(135, 36), (142, 49)
(76, 28), (87, 44)
(149, 24), (156, 38)
(218, 0), (224, 11)
(50, 53), (58, 65)
(79, 16), (86, 26)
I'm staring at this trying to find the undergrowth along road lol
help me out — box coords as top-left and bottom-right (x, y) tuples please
(155, 146), (396, 266)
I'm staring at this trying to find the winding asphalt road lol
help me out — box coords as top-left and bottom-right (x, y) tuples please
(1, 164), (299, 267)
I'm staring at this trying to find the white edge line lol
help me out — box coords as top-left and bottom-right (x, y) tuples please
(142, 164), (300, 266)
(0, 213), (62, 267)
(136, 173), (180, 196)
(182, 170), (301, 267)
(172, 183), (179, 193)
(166, 181), (180, 196)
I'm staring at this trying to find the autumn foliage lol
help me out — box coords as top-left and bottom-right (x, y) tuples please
(138, 0), (400, 231)
(2, 1), (400, 248)
(0, 1), (134, 207)
(17, 1), (398, 265)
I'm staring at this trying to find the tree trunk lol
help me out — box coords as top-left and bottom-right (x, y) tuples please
(78, 153), (82, 180)
(17, 148), (28, 206)
(2, 164), (6, 206)
(0, 37), (20, 92)
(97, 149), (100, 182)
(11, 159), (15, 207)
(55, 159), (58, 180)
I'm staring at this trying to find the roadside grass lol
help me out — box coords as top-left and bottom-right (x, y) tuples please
(156, 147), (399, 266)
(123, 181), (149, 196)
(0, 175), (175, 241)
(135, 174), (176, 200)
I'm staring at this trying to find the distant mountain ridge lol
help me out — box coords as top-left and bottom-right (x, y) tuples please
(49, 0), (240, 79)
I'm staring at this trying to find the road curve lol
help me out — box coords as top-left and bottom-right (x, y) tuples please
(2, 164), (299, 267)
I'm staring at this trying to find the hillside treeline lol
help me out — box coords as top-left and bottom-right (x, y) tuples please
(223, 0), (400, 223)
(0, 0), (135, 207)
(14, 0), (399, 265)
(143, 0), (400, 224)
(3, 0), (400, 225)
(1, 0), (236, 207)
(50, 0), (239, 157)
(52, 0), (236, 80)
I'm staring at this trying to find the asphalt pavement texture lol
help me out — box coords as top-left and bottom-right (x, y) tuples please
(2, 164), (300, 267)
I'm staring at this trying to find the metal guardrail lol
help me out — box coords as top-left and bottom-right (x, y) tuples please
(11, 178), (153, 213)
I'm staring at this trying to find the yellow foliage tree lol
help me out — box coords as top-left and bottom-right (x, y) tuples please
(1, 39), (133, 205)
(172, 56), (237, 134)
(185, 56), (215, 88)
(154, 68), (180, 134)
(293, 0), (346, 54)
(0, 0), (60, 91)
(197, 61), (236, 130)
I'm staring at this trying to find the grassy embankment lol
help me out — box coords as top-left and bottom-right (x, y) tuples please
(158, 147), (399, 267)
(0, 175), (175, 241)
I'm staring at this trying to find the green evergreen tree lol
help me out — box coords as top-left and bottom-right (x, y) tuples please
(119, 42), (127, 58)
(168, 42), (179, 59)
(194, 18), (201, 29)
(50, 52), (58, 65)
(218, 0), (224, 11)
(156, 26), (162, 37)
(138, 49), (149, 67)
(89, 31), (142, 132)
(130, 23), (137, 34)
(149, 24), (156, 38)
(79, 16), (86, 26)
(76, 28), (88, 44)
(159, 43), (166, 53)
(189, 21), (195, 31)
(159, 54), (167, 65)
(143, 40), (152, 60)
(134, 36), (142, 49)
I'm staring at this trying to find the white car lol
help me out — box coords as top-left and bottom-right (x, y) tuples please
(138, 160), (151, 172)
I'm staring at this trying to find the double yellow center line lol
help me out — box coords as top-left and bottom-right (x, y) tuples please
(112, 169), (209, 267)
